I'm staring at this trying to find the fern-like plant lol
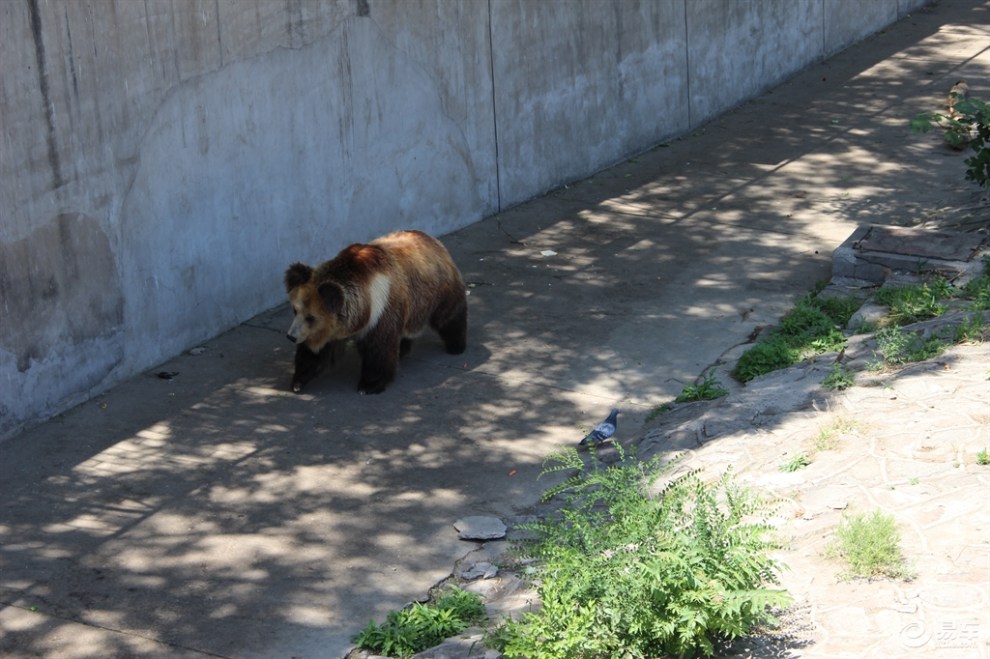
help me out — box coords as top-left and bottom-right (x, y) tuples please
(351, 586), (485, 659)
(499, 448), (791, 658)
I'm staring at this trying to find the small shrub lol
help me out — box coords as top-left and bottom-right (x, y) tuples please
(826, 510), (913, 580)
(977, 449), (990, 466)
(912, 85), (990, 191)
(498, 449), (791, 659)
(352, 586), (486, 658)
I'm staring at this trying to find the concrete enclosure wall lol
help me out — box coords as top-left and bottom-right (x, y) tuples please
(0, 0), (927, 439)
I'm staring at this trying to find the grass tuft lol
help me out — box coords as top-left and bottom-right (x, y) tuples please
(826, 510), (913, 581)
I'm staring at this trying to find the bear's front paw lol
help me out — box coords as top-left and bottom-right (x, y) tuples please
(358, 379), (388, 395)
(291, 380), (303, 393)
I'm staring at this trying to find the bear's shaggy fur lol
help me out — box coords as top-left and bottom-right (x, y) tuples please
(284, 230), (467, 394)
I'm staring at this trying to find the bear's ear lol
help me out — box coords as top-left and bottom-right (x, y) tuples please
(285, 263), (313, 291)
(317, 282), (344, 313)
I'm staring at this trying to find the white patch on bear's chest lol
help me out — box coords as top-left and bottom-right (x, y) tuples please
(361, 274), (392, 334)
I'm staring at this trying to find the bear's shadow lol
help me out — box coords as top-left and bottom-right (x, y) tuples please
(284, 337), (492, 396)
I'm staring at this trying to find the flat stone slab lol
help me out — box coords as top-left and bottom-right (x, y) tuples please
(832, 224), (988, 284)
(853, 225), (984, 261)
(454, 516), (507, 541)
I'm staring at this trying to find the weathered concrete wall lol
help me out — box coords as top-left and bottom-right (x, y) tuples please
(0, 0), (927, 439)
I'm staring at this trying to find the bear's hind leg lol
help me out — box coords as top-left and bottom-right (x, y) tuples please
(432, 298), (467, 355)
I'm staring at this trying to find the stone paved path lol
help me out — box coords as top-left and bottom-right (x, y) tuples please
(414, 330), (989, 659)
(641, 337), (990, 659)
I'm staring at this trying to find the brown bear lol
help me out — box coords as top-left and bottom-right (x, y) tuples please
(284, 230), (467, 394)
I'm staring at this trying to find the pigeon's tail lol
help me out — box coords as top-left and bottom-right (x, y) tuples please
(578, 408), (619, 446)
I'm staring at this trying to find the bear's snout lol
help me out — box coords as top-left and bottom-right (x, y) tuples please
(286, 333), (297, 344)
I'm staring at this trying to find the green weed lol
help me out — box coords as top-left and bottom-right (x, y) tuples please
(963, 264), (990, 310)
(953, 313), (989, 343)
(733, 294), (856, 383)
(646, 369), (729, 422)
(870, 326), (947, 368)
(733, 337), (801, 383)
(977, 449), (990, 466)
(873, 279), (950, 326)
(736, 265), (988, 382)
(912, 87), (990, 191)
(675, 368), (729, 403)
(822, 362), (855, 391)
(780, 452), (812, 472)
(826, 510), (913, 581)
(497, 449), (790, 658)
(351, 586), (486, 659)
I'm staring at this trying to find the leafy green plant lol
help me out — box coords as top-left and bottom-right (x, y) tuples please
(866, 270), (988, 366)
(912, 85), (990, 190)
(780, 452), (811, 472)
(952, 312), (989, 343)
(826, 510), (913, 580)
(733, 337), (800, 383)
(352, 586), (486, 658)
(962, 264), (990, 311)
(822, 362), (855, 391)
(977, 449), (990, 466)
(733, 294), (858, 383)
(873, 279), (950, 326)
(870, 326), (946, 368)
(646, 368), (730, 422)
(675, 368), (729, 403)
(498, 448), (791, 659)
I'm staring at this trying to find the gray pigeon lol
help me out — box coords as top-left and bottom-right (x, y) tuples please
(579, 408), (619, 446)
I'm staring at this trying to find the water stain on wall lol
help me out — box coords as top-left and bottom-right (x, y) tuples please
(0, 214), (122, 373)
(27, 0), (65, 190)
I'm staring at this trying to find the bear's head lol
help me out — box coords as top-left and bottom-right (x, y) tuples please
(284, 263), (348, 352)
